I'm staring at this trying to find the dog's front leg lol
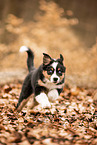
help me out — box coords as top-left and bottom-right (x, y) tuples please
(48, 89), (59, 102)
(35, 92), (51, 108)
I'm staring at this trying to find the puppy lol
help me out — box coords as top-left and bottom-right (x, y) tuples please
(16, 46), (66, 112)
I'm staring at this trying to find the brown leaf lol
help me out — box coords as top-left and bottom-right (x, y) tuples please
(8, 132), (22, 143)
(0, 125), (5, 130)
(18, 139), (30, 145)
(3, 85), (12, 93)
(42, 138), (57, 145)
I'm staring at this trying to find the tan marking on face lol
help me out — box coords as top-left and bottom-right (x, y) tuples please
(58, 68), (61, 71)
(43, 70), (51, 80)
(51, 67), (53, 71)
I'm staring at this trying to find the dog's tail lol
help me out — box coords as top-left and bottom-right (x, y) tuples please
(19, 46), (34, 72)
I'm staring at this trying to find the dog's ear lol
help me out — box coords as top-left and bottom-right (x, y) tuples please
(60, 54), (64, 62)
(57, 54), (64, 64)
(43, 53), (52, 65)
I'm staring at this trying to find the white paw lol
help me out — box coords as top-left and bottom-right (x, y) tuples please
(41, 101), (51, 109)
(48, 89), (59, 102)
(35, 93), (51, 109)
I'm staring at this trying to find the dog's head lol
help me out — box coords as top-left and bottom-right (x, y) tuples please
(42, 53), (66, 84)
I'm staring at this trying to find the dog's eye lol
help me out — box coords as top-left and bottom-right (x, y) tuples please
(58, 70), (61, 74)
(57, 69), (62, 76)
(47, 67), (54, 75)
(47, 69), (53, 75)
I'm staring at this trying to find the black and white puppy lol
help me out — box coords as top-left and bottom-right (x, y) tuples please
(16, 46), (66, 112)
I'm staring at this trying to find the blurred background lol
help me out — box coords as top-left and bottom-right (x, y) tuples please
(0, 0), (97, 87)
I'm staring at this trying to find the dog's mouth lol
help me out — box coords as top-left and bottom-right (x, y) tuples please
(53, 80), (58, 84)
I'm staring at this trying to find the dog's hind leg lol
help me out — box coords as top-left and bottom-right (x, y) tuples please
(16, 74), (33, 112)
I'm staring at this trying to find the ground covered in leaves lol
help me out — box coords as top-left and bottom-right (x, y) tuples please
(0, 83), (97, 145)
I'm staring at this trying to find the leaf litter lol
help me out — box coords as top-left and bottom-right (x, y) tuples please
(0, 82), (97, 145)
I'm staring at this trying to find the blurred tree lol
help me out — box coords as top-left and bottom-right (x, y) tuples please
(0, 0), (97, 47)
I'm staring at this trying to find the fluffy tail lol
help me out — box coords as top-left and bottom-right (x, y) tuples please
(19, 46), (34, 72)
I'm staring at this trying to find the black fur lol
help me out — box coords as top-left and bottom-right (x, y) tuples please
(16, 47), (66, 112)
(26, 48), (34, 72)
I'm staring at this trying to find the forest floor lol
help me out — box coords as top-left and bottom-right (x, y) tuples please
(0, 82), (97, 145)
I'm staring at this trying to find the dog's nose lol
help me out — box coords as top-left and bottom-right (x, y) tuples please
(53, 77), (58, 82)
